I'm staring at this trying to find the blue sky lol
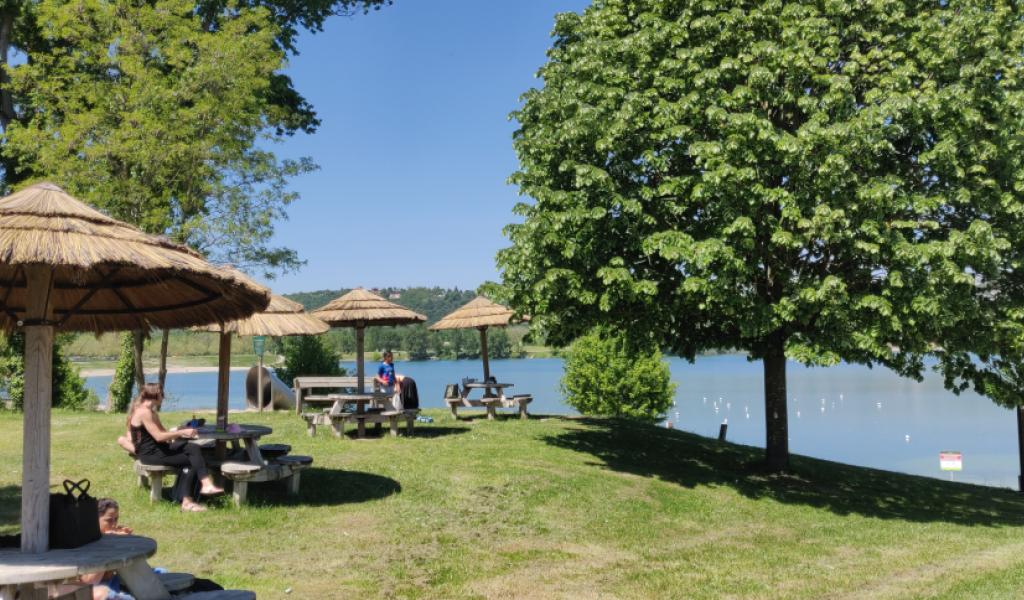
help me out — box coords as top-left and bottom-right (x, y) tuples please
(263, 1), (590, 294)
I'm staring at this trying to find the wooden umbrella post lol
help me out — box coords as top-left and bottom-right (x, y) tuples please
(216, 330), (231, 429)
(356, 325), (365, 393)
(479, 327), (492, 396)
(22, 265), (54, 553)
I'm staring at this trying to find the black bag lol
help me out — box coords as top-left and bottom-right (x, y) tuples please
(49, 479), (101, 549)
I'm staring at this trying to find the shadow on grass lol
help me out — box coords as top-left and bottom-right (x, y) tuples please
(341, 426), (470, 440)
(245, 468), (400, 508)
(0, 485), (18, 534)
(544, 418), (1024, 526)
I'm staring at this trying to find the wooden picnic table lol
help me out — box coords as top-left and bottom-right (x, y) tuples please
(327, 392), (391, 438)
(0, 535), (169, 600)
(448, 382), (528, 420)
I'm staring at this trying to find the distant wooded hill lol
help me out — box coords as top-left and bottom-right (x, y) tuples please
(285, 287), (478, 324)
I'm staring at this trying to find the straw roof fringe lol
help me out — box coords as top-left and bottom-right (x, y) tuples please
(0, 183), (270, 333)
(429, 296), (517, 330)
(312, 288), (426, 328)
(200, 291), (329, 336)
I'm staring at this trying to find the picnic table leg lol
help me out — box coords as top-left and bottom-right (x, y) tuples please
(487, 404), (497, 420)
(232, 481), (248, 507)
(119, 557), (171, 600)
(1, 585), (17, 600)
(357, 418), (366, 438)
(306, 419), (317, 437)
(450, 404), (458, 419)
(331, 418), (343, 438)
(406, 414), (415, 435)
(286, 471), (301, 495)
(519, 401), (528, 420)
(389, 416), (399, 437)
(149, 472), (163, 503)
(243, 437), (263, 464)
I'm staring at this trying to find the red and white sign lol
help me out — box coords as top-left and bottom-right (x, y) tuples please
(940, 451), (962, 471)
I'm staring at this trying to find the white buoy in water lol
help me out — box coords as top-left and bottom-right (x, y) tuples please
(726, 402), (731, 410)
(905, 434), (910, 442)
(876, 402), (882, 409)
(820, 406), (825, 413)
(796, 410), (801, 418)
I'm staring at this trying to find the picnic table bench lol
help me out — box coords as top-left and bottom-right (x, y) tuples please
(444, 381), (532, 420)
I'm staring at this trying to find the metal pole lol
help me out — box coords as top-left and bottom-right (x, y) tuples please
(257, 353), (264, 413)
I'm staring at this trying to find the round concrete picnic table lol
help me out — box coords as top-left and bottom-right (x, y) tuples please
(193, 424), (273, 463)
(0, 535), (171, 600)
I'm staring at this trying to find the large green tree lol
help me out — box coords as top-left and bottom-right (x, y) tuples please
(0, 1), (390, 183)
(499, 0), (1024, 470)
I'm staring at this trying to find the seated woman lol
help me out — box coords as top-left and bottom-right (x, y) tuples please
(128, 383), (223, 512)
(83, 498), (223, 599)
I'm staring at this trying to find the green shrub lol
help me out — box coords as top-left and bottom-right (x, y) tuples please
(107, 332), (136, 412)
(275, 335), (344, 386)
(561, 327), (675, 421)
(0, 332), (96, 410)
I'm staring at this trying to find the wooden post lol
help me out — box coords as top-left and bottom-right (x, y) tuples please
(479, 327), (490, 381)
(22, 265), (54, 553)
(356, 325), (365, 393)
(216, 331), (231, 428)
(257, 354), (264, 414)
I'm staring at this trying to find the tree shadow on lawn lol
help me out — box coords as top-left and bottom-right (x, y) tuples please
(242, 468), (401, 508)
(341, 426), (469, 440)
(544, 418), (1024, 527)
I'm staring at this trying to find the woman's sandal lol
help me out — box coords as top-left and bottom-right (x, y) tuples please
(199, 486), (225, 496)
(180, 501), (206, 512)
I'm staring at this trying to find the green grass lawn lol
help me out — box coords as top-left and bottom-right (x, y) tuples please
(1, 410), (1023, 599)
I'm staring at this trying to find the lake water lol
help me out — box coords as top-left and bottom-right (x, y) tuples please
(85, 355), (1022, 489)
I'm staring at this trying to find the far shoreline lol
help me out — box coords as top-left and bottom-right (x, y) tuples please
(79, 365), (250, 378)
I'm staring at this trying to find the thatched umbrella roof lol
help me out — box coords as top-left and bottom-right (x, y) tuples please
(0, 182), (270, 553)
(311, 288), (425, 394)
(429, 296), (517, 331)
(0, 182), (270, 332)
(312, 288), (426, 327)
(229, 294), (329, 337)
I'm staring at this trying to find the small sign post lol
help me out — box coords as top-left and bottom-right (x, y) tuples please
(253, 336), (266, 413)
(940, 451), (962, 480)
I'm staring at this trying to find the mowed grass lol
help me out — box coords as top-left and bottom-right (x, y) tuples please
(1, 410), (1023, 599)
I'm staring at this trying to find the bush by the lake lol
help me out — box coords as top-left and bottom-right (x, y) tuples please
(561, 328), (674, 421)
(275, 335), (344, 385)
(0, 333), (95, 410)
(107, 332), (136, 412)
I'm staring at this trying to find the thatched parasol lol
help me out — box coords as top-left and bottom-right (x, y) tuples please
(201, 290), (328, 412)
(429, 296), (518, 383)
(311, 288), (425, 395)
(0, 182), (270, 553)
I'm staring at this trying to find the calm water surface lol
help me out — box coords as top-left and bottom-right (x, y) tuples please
(86, 355), (1020, 489)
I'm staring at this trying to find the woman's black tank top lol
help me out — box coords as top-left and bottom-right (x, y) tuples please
(130, 421), (163, 456)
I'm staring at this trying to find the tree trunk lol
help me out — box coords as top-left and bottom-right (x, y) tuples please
(0, 9), (16, 133)
(763, 335), (789, 471)
(1017, 405), (1024, 493)
(132, 330), (145, 390)
(158, 329), (169, 391)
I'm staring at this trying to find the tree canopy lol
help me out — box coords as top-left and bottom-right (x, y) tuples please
(5, 0), (313, 275)
(499, 0), (1024, 469)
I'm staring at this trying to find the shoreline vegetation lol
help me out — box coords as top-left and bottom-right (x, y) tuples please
(0, 410), (1021, 598)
